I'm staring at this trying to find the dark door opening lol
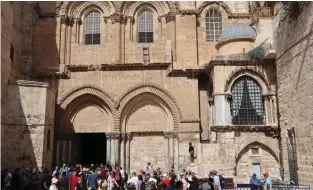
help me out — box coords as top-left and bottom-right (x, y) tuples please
(72, 133), (106, 165)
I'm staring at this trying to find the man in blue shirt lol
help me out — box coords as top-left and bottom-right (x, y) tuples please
(250, 173), (261, 190)
(87, 168), (98, 190)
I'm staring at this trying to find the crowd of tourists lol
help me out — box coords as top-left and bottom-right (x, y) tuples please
(1, 162), (227, 190)
(1, 161), (273, 190)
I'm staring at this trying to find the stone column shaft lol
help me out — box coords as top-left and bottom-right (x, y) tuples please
(111, 136), (115, 166)
(56, 141), (61, 165)
(174, 134), (179, 172)
(126, 133), (131, 172)
(115, 135), (120, 165)
(169, 135), (174, 167)
(164, 134), (169, 172)
(68, 140), (72, 164)
(106, 136), (111, 165)
(120, 134), (125, 169)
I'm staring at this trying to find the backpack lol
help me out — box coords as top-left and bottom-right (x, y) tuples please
(30, 172), (38, 183)
(147, 181), (157, 190)
(127, 182), (136, 189)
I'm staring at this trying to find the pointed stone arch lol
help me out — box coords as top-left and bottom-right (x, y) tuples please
(117, 84), (181, 131)
(224, 67), (271, 94)
(235, 141), (279, 163)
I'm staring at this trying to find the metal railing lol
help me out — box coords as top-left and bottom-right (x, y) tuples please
(222, 184), (310, 190)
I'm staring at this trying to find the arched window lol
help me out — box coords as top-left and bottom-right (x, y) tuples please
(138, 10), (154, 43)
(230, 76), (265, 125)
(85, 11), (101, 44)
(47, 130), (51, 151)
(206, 8), (223, 41)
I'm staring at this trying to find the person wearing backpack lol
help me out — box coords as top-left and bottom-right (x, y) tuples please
(140, 173), (150, 190)
(29, 169), (40, 190)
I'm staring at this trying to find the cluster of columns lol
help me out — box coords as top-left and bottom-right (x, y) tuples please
(55, 131), (179, 172)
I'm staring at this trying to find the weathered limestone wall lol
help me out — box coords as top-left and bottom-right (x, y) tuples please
(1, 81), (56, 170)
(275, 2), (313, 186)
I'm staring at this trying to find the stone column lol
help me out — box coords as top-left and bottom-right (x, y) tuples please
(169, 133), (174, 168)
(120, 133), (126, 169)
(68, 140), (72, 164)
(114, 134), (120, 166)
(106, 134), (111, 165)
(62, 140), (66, 164)
(60, 16), (68, 65)
(174, 133), (179, 172)
(66, 17), (73, 65)
(111, 134), (115, 166)
(164, 133), (170, 171)
(126, 133), (131, 172)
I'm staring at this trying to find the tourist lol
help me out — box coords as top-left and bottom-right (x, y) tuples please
(178, 172), (189, 190)
(127, 171), (138, 190)
(210, 170), (221, 190)
(11, 168), (22, 190)
(59, 165), (67, 176)
(21, 168), (31, 190)
(137, 175), (143, 190)
(120, 167), (126, 189)
(189, 143), (197, 162)
(114, 166), (122, 190)
(41, 169), (52, 190)
(52, 167), (59, 178)
(88, 168), (99, 190)
(176, 181), (184, 190)
(165, 178), (176, 190)
(108, 171), (115, 190)
(69, 170), (80, 190)
(3, 169), (12, 190)
(199, 177), (211, 190)
(160, 174), (170, 188)
(99, 173), (108, 190)
(250, 173), (261, 190)
(75, 175), (84, 190)
(29, 168), (40, 190)
(140, 173), (150, 190)
(145, 163), (153, 174)
(49, 178), (59, 190)
(185, 172), (198, 190)
(262, 172), (272, 190)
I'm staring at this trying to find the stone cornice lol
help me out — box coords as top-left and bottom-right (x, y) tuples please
(9, 80), (51, 88)
(216, 38), (255, 50)
(66, 63), (171, 72)
(211, 125), (279, 133)
(32, 71), (71, 79)
(166, 68), (206, 78)
(180, 118), (201, 123)
(228, 13), (250, 19)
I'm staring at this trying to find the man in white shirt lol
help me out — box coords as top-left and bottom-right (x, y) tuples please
(210, 170), (221, 190)
(127, 171), (139, 190)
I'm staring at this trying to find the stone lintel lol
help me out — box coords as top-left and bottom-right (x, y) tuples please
(180, 118), (200, 123)
(9, 79), (51, 88)
(210, 125), (279, 132)
(32, 71), (71, 79)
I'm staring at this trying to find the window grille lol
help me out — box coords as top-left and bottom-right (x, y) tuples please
(230, 76), (265, 125)
(85, 11), (101, 45)
(138, 10), (153, 43)
(206, 8), (223, 41)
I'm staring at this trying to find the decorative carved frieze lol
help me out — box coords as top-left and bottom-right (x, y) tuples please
(179, 9), (198, 16)
(228, 13), (250, 19)
(128, 16), (135, 24)
(211, 125), (279, 133)
(165, 12), (176, 23)
(109, 13), (127, 24)
(60, 15), (69, 25)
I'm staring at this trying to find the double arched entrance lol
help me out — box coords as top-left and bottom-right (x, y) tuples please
(54, 85), (181, 172)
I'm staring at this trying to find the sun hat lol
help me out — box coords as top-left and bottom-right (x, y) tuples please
(51, 178), (59, 184)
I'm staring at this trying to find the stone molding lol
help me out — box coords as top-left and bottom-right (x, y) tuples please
(210, 124), (279, 133)
(166, 68), (206, 78)
(32, 71), (71, 79)
(117, 84), (182, 131)
(66, 63), (171, 72)
(215, 38), (255, 50)
(197, 1), (232, 15)
(8, 80), (51, 88)
(180, 118), (200, 123)
(223, 67), (271, 92)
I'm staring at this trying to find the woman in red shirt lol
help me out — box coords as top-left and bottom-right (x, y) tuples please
(69, 170), (80, 190)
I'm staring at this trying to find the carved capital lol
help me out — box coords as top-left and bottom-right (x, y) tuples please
(60, 15), (68, 25)
(68, 16), (74, 26)
(165, 12), (176, 23)
(164, 132), (170, 139)
(226, 94), (232, 101)
(75, 18), (82, 25)
(110, 13), (127, 24)
(128, 16), (135, 24)
(126, 132), (132, 140)
(208, 97), (214, 106)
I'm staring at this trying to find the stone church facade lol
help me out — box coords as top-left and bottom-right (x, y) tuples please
(1, 1), (313, 185)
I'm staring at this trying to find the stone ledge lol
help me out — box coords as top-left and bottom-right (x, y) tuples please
(67, 62), (171, 72)
(180, 118), (200, 123)
(210, 124), (279, 132)
(9, 80), (51, 88)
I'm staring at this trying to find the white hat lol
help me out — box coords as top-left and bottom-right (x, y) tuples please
(51, 178), (59, 184)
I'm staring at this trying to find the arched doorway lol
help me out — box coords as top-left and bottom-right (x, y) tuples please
(55, 92), (114, 166)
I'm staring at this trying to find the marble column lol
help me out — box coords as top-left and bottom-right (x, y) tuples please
(106, 135), (111, 165)
(68, 140), (72, 164)
(111, 134), (115, 166)
(120, 133), (126, 169)
(62, 140), (66, 164)
(114, 134), (120, 166)
(164, 133), (170, 172)
(126, 133), (131, 172)
(174, 133), (179, 172)
(169, 133), (174, 168)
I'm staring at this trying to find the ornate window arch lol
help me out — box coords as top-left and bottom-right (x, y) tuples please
(137, 8), (154, 43)
(84, 10), (101, 44)
(230, 76), (265, 125)
(206, 8), (223, 41)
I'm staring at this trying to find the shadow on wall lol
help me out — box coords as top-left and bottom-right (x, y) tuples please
(287, 128), (298, 184)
